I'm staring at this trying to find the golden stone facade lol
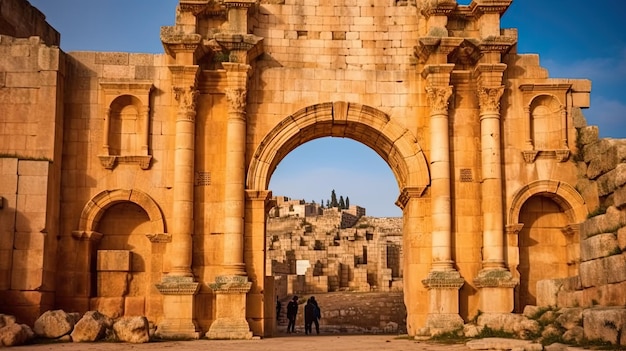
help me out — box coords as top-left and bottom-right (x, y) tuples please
(0, 0), (601, 340)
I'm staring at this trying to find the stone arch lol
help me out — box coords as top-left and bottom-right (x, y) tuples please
(77, 188), (166, 237)
(247, 101), (430, 192)
(508, 179), (587, 225)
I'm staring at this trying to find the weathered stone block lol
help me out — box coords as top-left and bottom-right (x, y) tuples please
(581, 233), (619, 261)
(89, 297), (124, 319)
(536, 279), (563, 307)
(97, 250), (131, 272)
(579, 258), (607, 288)
(124, 296), (145, 317)
(96, 272), (129, 297)
(583, 307), (626, 345)
(580, 206), (626, 239)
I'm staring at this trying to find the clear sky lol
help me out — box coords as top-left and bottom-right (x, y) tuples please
(29, 0), (626, 217)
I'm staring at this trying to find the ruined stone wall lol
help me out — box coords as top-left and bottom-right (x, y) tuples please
(267, 214), (403, 296)
(0, 32), (64, 324)
(0, 0), (59, 47)
(543, 118), (626, 309)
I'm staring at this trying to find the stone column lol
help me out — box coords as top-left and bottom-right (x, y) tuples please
(155, 65), (201, 339)
(421, 64), (464, 334)
(473, 64), (517, 314)
(245, 189), (274, 337)
(207, 62), (253, 339)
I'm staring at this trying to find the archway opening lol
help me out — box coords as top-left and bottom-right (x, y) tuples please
(517, 195), (570, 311)
(266, 137), (406, 334)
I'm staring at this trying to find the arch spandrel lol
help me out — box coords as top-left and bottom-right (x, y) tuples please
(247, 101), (430, 192)
(508, 180), (588, 225)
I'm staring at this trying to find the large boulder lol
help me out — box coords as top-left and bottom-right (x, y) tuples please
(113, 316), (150, 343)
(71, 310), (112, 342)
(33, 309), (77, 339)
(0, 315), (34, 347)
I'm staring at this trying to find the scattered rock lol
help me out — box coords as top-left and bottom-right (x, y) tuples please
(113, 316), (150, 343)
(33, 309), (77, 339)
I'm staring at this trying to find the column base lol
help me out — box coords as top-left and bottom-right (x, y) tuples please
(206, 275), (253, 340)
(422, 269), (465, 335)
(155, 276), (200, 340)
(206, 317), (253, 340)
(474, 269), (518, 313)
(425, 313), (465, 336)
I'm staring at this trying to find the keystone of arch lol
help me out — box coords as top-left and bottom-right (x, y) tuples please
(246, 101), (430, 193)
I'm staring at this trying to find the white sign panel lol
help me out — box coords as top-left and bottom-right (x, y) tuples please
(296, 260), (311, 275)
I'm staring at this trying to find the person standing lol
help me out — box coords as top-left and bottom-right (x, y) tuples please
(310, 296), (321, 334)
(304, 298), (315, 335)
(286, 295), (298, 333)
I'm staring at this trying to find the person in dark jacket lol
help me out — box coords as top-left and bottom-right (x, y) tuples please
(304, 298), (315, 335)
(310, 296), (321, 334)
(286, 295), (298, 333)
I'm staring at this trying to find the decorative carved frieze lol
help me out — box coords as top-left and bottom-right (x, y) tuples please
(425, 85), (453, 115)
(146, 233), (172, 243)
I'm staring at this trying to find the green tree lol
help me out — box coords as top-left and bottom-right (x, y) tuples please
(320, 199), (324, 208)
(326, 199), (330, 208)
(331, 189), (338, 207)
(339, 195), (345, 209)
(346, 196), (350, 208)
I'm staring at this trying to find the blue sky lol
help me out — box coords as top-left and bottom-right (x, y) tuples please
(29, 0), (626, 217)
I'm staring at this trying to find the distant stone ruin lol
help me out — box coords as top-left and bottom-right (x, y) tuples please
(266, 196), (403, 297)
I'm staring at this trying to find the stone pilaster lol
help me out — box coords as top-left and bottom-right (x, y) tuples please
(156, 65), (201, 339)
(207, 62), (253, 340)
(422, 64), (464, 334)
(473, 64), (517, 314)
(423, 64), (455, 271)
(206, 275), (253, 339)
(245, 189), (274, 337)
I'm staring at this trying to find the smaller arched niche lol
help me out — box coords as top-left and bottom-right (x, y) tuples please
(519, 85), (572, 163)
(98, 81), (153, 170)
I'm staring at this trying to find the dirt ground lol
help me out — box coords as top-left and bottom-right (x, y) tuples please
(13, 334), (472, 350)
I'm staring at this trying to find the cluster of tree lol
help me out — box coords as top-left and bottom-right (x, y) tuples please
(315, 189), (350, 210)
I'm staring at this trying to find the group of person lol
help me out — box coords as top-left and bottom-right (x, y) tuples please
(279, 295), (321, 335)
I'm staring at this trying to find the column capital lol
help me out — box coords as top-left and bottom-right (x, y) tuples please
(71, 230), (103, 242)
(174, 86), (199, 121)
(425, 85), (453, 115)
(225, 88), (247, 115)
(476, 85), (504, 116)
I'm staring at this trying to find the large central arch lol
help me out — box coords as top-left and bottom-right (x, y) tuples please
(245, 101), (431, 335)
(247, 101), (430, 191)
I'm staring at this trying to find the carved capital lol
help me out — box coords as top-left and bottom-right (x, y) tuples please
(71, 230), (103, 242)
(173, 86), (199, 120)
(156, 276), (200, 295)
(225, 88), (247, 115)
(425, 85), (453, 115)
(477, 85), (504, 115)
(522, 150), (539, 163)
